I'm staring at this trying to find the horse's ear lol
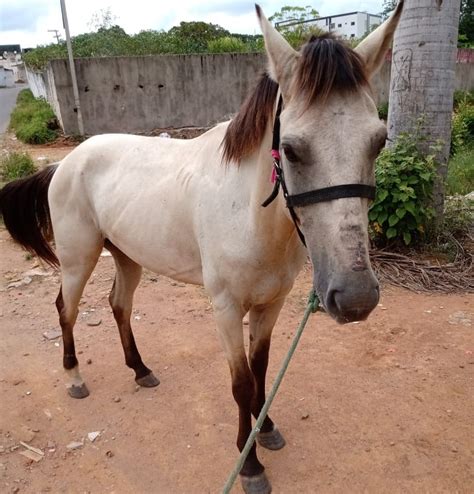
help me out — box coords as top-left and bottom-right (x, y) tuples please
(255, 4), (299, 98)
(355, 0), (404, 78)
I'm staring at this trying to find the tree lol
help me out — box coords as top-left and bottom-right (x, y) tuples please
(458, 0), (474, 45)
(269, 5), (322, 48)
(167, 22), (230, 53)
(387, 0), (461, 221)
(88, 7), (118, 32)
(269, 5), (319, 28)
(381, 0), (397, 20)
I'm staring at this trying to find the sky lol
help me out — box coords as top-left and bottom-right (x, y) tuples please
(0, 0), (384, 50)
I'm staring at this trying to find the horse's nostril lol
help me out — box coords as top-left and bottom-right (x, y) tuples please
(324, 284), (379, 323)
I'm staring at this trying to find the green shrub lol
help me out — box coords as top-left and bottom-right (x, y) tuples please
(377, 102), (389, 121)
(9, 89), (59, 144)
(16, 88), (36, 105)
(15, 119), (58, 144)
(369, 130), (437, 246)
(451, 98), (474, 156)
(447, 143), (474, 195)
(453, 89), (474, 110)
(207, 36), (248, 53)
(1, 152), (37, 181)
(442, 194), (473, 239)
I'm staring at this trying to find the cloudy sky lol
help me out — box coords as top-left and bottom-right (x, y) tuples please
(0, 0), (384, 49)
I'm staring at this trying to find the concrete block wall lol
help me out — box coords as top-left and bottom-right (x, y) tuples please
(49, 53), (267, 135)
(26, 51), (472, 135)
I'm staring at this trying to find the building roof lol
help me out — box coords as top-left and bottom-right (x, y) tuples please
(0, 44), (21, 54)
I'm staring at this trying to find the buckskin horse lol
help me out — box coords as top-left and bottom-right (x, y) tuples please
(0, 3), (403, 493)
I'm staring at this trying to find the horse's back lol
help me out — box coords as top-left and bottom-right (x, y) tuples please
(48, 132), (226, 284)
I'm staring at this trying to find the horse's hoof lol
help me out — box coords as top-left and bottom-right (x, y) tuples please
(240, 472), (271, 494)
(67, 383), (89, 399)
(257, 427), (286, 450)
(136, 372), (160, 388)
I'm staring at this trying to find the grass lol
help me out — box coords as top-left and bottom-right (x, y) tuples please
(9, 89), (59, 144)
(446, 143), (474, 196)
(0, 151), (37, 182)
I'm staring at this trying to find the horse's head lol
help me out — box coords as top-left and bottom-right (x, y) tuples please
(256, 3), (403, 323)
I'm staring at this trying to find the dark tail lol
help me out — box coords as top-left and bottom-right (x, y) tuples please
(0, 164), (59, 267)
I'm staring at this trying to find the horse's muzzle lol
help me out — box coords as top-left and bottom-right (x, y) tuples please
(324, 273), (379, 323)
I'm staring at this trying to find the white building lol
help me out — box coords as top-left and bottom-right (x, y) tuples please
(279, 12), (382, 39)
(0, 66), (15, 87)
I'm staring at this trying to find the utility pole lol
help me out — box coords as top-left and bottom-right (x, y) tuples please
(60, 0), (84, 136)
(48, 29), (61, 44)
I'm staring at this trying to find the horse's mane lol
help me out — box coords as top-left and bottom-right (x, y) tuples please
(222, 33), (368, 164)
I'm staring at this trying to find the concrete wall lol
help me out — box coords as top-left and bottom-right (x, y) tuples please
(49, 53), (267, 135)
(26, 51), (473, 135)
(26, 66), (62, 123)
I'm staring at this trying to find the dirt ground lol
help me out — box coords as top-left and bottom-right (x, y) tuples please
(0, 226), (473, 494)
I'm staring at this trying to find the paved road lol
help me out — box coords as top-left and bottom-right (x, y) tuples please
(0, 83), (28, 134)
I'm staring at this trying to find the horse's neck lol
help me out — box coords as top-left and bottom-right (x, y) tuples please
(249, 126), (300, 254)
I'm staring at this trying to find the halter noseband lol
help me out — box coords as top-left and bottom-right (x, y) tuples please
(261, 95), (376, 246)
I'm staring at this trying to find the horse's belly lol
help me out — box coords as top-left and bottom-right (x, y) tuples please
(102, 204), (204, 285)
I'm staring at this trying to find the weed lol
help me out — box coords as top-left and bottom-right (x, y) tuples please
(9, 89), (59, 144)
(447, 143), (474, 196)
(369, 125), (437, 247)
(0, 152), (37, 181)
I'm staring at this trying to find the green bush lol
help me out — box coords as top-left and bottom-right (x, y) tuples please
(447, 143), (474, 196)
(369, 130), (437, 246)
(453, 89), (474, 110)
(207, 36), (248, 53)
(9, 89), (59, 144)
(442, 194), (473, 239)
(16, 88), (36, 105)
(1, 152), (37, 181)
(451, 98), (474, 156)
(377, 102), (389, 121)
(15, 119), (58, 144)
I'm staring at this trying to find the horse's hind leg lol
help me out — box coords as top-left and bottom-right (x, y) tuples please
(56, 238), (103, 399)
(249, 299), (287, 450)
(106, 241), (159, 388)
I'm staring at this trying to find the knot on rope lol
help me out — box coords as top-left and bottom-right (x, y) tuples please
(308, 290), (320, 313)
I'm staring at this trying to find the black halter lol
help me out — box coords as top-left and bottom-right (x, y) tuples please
(261, 95), (376, 246)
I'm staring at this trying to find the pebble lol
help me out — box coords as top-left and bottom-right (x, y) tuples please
(86, 359), (92, 365)
(87, 431), (101, 442)
(86, 319), (102, 327)
(105, 450), (114, 458)
(390, 441), (395, 446)
(42, 329), (62, 341)
(113, 396), (121, 403)
(301, 413), (309, 420)
(66, 441), (83, 450)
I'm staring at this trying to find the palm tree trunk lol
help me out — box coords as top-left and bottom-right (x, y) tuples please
(387, 0), (460, 220)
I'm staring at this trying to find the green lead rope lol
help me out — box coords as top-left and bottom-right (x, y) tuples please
(222, 291), (320, 494)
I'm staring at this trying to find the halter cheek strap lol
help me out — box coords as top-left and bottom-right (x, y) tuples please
(261, 95), (376, 247)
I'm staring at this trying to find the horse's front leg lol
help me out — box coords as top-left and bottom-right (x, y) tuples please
(249, 299), (287, 451)
(213, 295), (271, 494)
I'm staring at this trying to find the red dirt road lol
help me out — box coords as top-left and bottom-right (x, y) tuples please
(0, 229), (473, 493)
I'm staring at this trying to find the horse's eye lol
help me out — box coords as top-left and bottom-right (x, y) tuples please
(282, 144), (299, 163)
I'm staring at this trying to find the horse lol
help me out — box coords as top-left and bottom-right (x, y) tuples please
(0, 4), (403, 493)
